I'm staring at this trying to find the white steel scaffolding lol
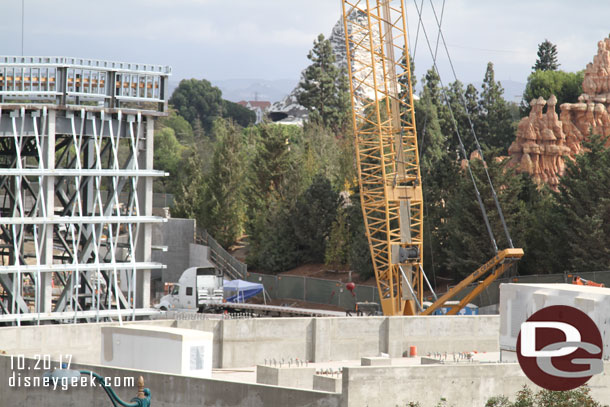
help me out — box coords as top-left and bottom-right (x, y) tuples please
(0, 56), (170, 324)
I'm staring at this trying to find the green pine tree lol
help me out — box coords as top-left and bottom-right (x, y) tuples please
(198, 119), (245, 248)
(552, 134), (610, 272)
(532, 39), (560, 72)
(297, 34), (351, 133)
(478, 62), (515, 153)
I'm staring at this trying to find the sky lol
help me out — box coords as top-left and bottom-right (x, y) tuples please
(1, 0), (609, 94)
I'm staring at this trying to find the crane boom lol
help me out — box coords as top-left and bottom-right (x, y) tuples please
(341, 0), (523, 316)
(341, 0), (423, 315)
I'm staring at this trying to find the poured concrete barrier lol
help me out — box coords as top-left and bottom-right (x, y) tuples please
(360, 357), (391, 366)
(313, 374), (341, 393)
(256, 365), (316, 389)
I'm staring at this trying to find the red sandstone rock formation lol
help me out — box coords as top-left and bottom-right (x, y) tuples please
(509, 36), (610, 189)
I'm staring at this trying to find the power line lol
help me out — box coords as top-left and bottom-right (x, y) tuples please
(427, 0), (514, 249)
(412, 0), (499, 253)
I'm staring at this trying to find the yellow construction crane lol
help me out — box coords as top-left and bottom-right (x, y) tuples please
(341, 0), (523, 316)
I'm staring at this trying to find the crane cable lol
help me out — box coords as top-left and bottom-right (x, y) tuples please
(411, 0), (446, 288)
(426, 0), (514, 249)
(411, 0), (500, 253)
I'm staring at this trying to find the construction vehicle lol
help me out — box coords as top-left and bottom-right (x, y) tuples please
(572, 276), (605, 287)
(340, 1), (523, 316)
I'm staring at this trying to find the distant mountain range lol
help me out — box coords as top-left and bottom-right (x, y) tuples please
(167, 79), (298, 104)
(167, 77), (526, 106)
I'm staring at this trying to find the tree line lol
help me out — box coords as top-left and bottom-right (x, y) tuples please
(155, 36), (610, 286)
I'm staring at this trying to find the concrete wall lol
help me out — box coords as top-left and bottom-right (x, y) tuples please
(1, 355), (341, 407)
(178, 315), (500, 367)
(341, 361), (610, 407)
(0, 316), (500, 370)
(188, 244), (209, 268)
(151, 218), (196, 285)
(0, 320), (174, 365)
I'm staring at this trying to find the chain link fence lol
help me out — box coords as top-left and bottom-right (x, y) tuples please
(245, 272), (379, 310)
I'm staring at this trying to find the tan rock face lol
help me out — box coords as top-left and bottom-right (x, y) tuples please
(509, 36), (610, 190)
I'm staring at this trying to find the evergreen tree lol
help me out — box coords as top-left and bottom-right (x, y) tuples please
(297, 34), (351, 132)
(245, 124), (304, 271)
(244, 124), (300, 213)
(291, 174), (341, 263)
(440, 157), (542, 280)
(198, 119), (245, 248)
(478, 62), (515, 153)
(532, 39), (560, 72)
(346, 190), (374, 279)
(171, 147), (206, 220)
(552, 134), (610, 272)
(445, 80), (478, 155)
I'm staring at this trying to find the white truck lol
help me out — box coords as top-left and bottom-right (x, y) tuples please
(157, 261), (224, 312)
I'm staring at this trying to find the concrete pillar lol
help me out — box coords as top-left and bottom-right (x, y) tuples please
(136, 116), (154, 308)
(383, 317), (403, 357)
(312, 318), (331, 362)
(40, 109), (56, 313)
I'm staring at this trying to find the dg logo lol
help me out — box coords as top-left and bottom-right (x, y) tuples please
(517, 305), (604, 391)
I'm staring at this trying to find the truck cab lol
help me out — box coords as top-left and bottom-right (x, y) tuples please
(157, 262), (224, 312)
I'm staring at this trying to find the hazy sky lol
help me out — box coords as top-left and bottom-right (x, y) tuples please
(1, 0), (609, 88)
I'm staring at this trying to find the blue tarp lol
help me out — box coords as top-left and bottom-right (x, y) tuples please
(223, 279), (264, 303)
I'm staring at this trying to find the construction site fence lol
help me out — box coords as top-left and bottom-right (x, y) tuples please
(245, 272), (380, 311)
(244, 269), (610, 312)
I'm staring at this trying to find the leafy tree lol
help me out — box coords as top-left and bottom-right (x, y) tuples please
(532, 39), (560, 72)
(170, 79), (224, 132)
(153, 127), (184, 193)
(169, 78), (255, 133)
(296, 122), (356, 191)
(486, 385), (607, 407)
(478, 62), (515, 153)
(157, 109), (195, 144)
(552, 134), (610, 272)
(325, 207), (350, 269)
(520, 70), (583, 115)
(297, 34), (351, 132)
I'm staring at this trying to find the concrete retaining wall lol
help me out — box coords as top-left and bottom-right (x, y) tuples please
(151, 218), (197, 286)
(178, 315), (499, 367)
(0, 315), (500, 370)
(1, 355), (341, 407)
(341, 362), (610, 406)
